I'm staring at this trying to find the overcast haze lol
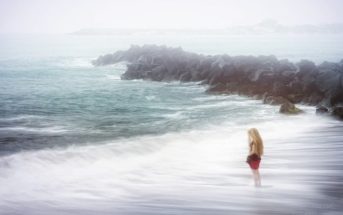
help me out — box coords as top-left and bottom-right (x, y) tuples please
(0, 0), (343, 33)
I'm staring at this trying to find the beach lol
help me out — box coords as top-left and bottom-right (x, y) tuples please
(0, 34), (343, 215)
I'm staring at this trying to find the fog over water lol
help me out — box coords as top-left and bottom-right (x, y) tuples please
(0, 34), (343, 214)
(1, 0), (343, 214)
(1, 0), (343, 33)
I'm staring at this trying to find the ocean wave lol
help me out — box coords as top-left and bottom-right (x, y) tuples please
(55, 57), (93, 68)
(0, 113), (341, 214)
(144, 95), (157, 101)
(0, 115), (45, 122)
(0, 125), (68, 134)
(185, 98), (264, 110)
(105, 74), (121, 80)
(161, 111), (186, 120)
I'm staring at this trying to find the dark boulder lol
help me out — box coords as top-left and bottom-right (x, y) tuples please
(279, 101), (303, 114)
(288, 80), (303, 94)
(316, 61), (343, 106)
(205, 83), (227, 93)
(332, 106), (343, 119)
(180, 71), (192, 82)
(272, 82), (292, 96)
(92, 51), (125, 66)
(316, 106), (329, 114)
(295, 60), (319, 96)
(285, 94), (304, 103)
(277, 59), (297, 74)
(302, 92), (324, 105)
(296, 60), (317, 76)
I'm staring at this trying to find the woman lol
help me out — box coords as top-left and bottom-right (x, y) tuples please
(246, 128), (264, 187)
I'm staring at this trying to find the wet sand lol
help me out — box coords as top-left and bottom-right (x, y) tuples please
(1, 114), (342, 215)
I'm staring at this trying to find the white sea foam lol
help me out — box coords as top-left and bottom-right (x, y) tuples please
(54, 57), (93, 68)
(161, 111), (186, 119)
(0, 126), (68, 134)
(0, 113), (340, 214)
(144, 95), (157, 101)
(105, 74), (121, 80)
(0, 115), (45, 122)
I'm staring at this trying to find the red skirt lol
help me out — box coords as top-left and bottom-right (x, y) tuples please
(248, 159), (260, 170)
(246, 153), (261, 170)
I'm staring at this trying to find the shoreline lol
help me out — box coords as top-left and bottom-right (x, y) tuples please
(1, 110), (342, 214)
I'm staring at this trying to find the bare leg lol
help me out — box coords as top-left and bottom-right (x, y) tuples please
(256, 169), (261, 187)
(252, 169), (261, 187)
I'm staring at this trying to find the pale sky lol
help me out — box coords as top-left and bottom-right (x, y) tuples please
(0, 0), (342, 33)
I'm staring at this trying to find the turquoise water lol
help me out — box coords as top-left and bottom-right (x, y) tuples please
(0, 34), (343, 214)
(0, 57), (279, 153)
(4, 34), (342, 153)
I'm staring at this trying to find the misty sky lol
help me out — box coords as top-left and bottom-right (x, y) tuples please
(0, 0), (342, 33)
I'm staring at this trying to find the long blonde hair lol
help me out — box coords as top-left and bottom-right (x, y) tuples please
(248, 128), (264, 156)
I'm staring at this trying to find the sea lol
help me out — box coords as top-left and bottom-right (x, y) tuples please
(0, 33), (343, 215)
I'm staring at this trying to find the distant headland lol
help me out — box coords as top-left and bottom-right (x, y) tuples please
(73, 20), (343, 36)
